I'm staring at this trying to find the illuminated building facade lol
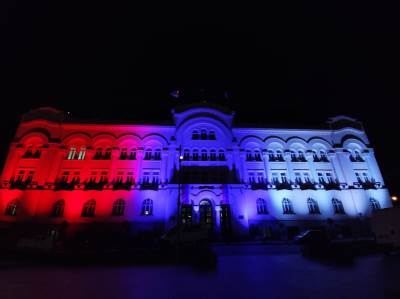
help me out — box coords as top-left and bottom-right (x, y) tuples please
(0, 105), (392, 240)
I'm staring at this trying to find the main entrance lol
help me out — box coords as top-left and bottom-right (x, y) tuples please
(199, 200), (213, 230)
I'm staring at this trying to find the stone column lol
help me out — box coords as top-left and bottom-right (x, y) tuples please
(262, 149), (272, 183)
(335, 149), (357, 186)
(136, 148), (144, 184)
(284, 151), (294, 182)
(305, 151), (318, 183)
(328, 150), (346, 183)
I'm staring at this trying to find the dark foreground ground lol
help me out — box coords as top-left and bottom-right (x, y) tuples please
(0, 244), (399, 299)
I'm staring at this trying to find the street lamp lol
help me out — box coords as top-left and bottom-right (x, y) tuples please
(176, 146), (183, 262)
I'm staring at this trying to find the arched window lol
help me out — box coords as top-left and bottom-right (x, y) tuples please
(93, 147), (103, 160)
(254, 150), (262, 161)
(141, 199), (153, 216)
(67, 146), (77, 160)
(276, 150), (284, 161)
(282, 198), (294, 214)
(154, 149), (162, 160)
(104, 148), (112, 160)
(332, 198), (345, 214)
(22, 145), (34, 158)
(319, 150), (328, 162)
(246, 149), (252, 161)
(5, 199), (19, 216)
(112, 199), (126, 216)
(307, 198), (320, 214)
(144, 149), (152, 160)
(129, 148), (137, 160)
(192, 130), (199, 140)
(77, 146), (86, 160)
(256, 198), (268, 214)
(201, 149), (208, 161)
(208, 131), (216, 140)
(81, 200), (96, 217)
(201, 129), (207, 140)
(51, 200), (65, 217)
(218, 149), (225, 161)
(192, 149), (199, 161)
(183, 149), (190, 160)
(210, 149), (217, 161)
(120, 148), (128, 160)
(268, 150), (275, 161)
(298, 150), (306, 162)
(370, 198), (381, 211)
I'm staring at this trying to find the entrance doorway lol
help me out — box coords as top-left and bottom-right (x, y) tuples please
(199, 200), (213, 230)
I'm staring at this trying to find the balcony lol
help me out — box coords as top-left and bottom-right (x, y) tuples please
(84, 180), (107, 191)
(140, 182), (159, 190)
(113, 181), (134, 190)
(275, 181), (292, 190)
(9, 179), (30, 190)
(55, 180), (79, 191)
(249, 181), (269, 190)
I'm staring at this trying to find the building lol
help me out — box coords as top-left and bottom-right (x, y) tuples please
(0, 104), (392, 241)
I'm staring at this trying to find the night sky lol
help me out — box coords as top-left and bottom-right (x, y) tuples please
(1, 2), (399, 193)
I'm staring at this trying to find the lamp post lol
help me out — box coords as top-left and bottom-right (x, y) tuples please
(176, 145), (183, 262)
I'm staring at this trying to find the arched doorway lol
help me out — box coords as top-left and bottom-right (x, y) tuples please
(199, 199), (213, 230)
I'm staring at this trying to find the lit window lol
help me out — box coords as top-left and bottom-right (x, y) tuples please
(141, 198), (153, 216)
(218, 149), (225, 161)
(67, 147), (77, 160)
(77, 147), (86, 160)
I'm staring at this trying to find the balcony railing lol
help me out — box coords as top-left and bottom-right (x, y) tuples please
(84, 180), (108, 190)
(140, 182), (159, 190)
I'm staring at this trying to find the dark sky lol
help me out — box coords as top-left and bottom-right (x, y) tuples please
(1, 2), (399, 193)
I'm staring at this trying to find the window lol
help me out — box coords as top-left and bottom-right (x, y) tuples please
(307, 198), (320, 214)
(282, 198), (294, 214)
(129, 148), (137, 160)
(181, 204), (193, 226)
(218, 149), (225, 161)
(183, 149), (190, 160)
(120, 148), (128, 160)
(81, 200), (96, 217)
(154, 149), (161, 160)
(294, 172), (302, 184)
(143, 149), (152, 160)
(51, 200), (65, 217)
(93, 147), (103, 160)
(268, 150), (275, 161)
(320, 151), (328, 162)
(332, 198), (345, 214)
(256, 198), (268, 214)
(210, 149), (216, 161)
(192, 149), (199, 161)
(370, 198), (381, 211)
(298, 151), (306, 162)
(192, 130), (199, 140)
(60, 171), (70, 183)
(112, 199), (126, 216)
(141, 199), (153, 216)
(201, 149), (208, 161)
(208, 131), (216, 140)
(280, 172), (288, 183)
(271, 172), (279, 184)
(67, 147), (77, 160)
(104, 148), (112, 160)
(254, 150), (262, 161)
(201, 129), (207, 140)
(246, 150), (252, 161)
(276, 150), (284, 161)
(77, 147), (86, 160)
(5, 200), (19, 216)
